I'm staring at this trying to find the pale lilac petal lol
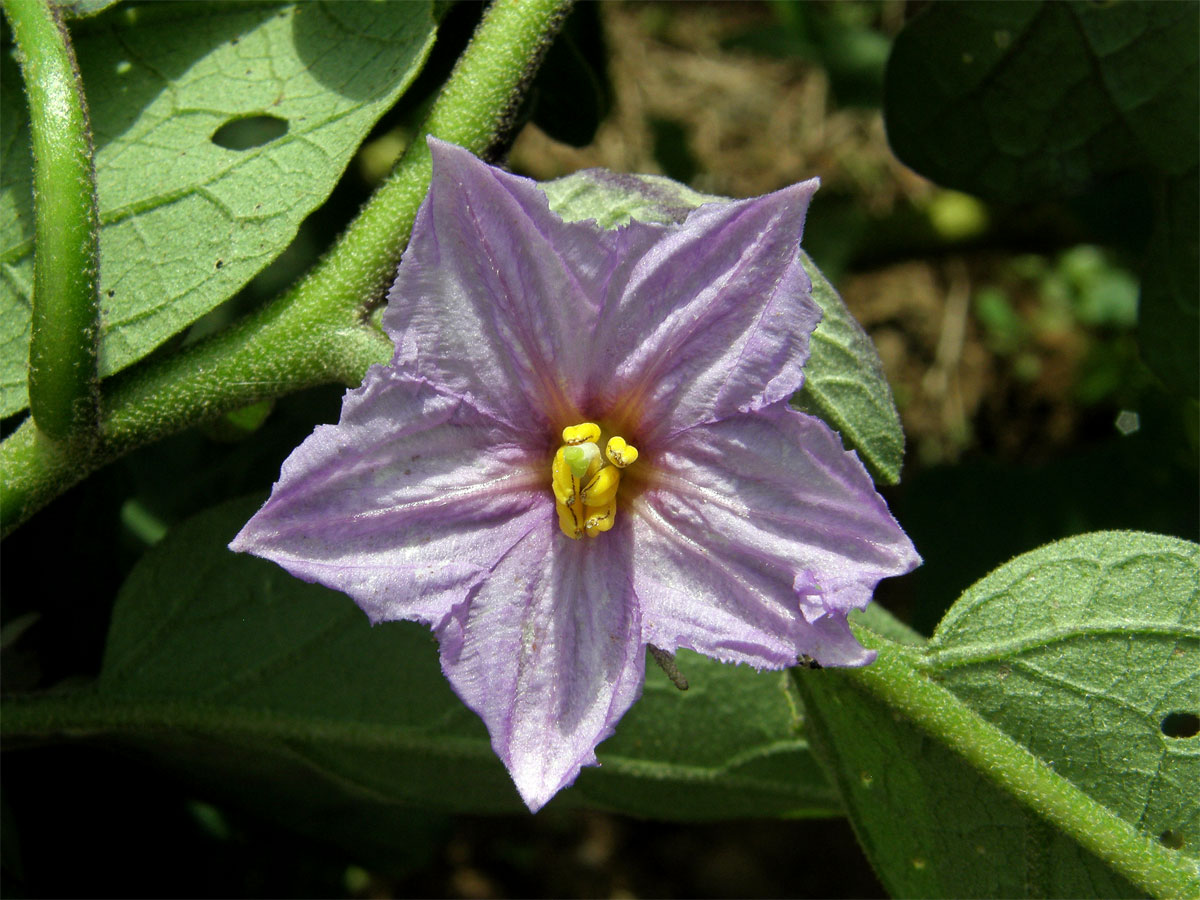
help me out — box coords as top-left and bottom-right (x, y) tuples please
(436, 522), (644, 812)
(384, 138), (622, 430)
(586, 182), (822, 439)
(230, 366), (547, 626)
(630, 403), (920, 668)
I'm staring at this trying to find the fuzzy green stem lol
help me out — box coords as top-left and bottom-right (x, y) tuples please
(0, 0), (573, 535)
(308, 0), (570, 306)
(6, 0), (101, 447)
(835, 628), (1199, 899)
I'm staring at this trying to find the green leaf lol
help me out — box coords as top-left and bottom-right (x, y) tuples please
(792, 251), (904, 485)
(884, 1), (1199, 202)
(1139, 170), (1199, 397)
(577, 647), (837, 819)
(799, 531), (1199, 897)
(51, 0), (122, 19)
(849, 601), (925, 648)
(925, 531), (1200, 861)
(797, 662), (1145, 898)
(0, 1), (437, 418)
(527, 1), (611, 148)
(543, 169), (905, 484)
(2, 496), (838, 831)
(541, 167), (726, 230)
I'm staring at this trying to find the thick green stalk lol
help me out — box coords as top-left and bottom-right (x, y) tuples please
(837, 628), (1199, 899)
(0, 0), (573, 535)
(299, 0), (570, 312)
(6, 0), (101, 447)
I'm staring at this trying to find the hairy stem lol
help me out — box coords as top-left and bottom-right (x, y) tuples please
(6, 0), (101, 447)
(0, 0), (573, 535)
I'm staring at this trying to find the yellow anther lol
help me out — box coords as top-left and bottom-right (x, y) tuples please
(585, 500), (617, 536)
(552, 422), (637, 540)
(581, 465), (620, 508)
(563, 422), (601, 445)
(605, 436), (638, 468)
(552, 463), (574, 507)
(558, 503), (583, 540)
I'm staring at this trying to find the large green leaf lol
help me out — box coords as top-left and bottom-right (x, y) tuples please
(884, 1), (1198, 202)
(799, 531), (1199, 896)
(798, 664), (1144, 898)
(925, 531), (1200, 860)
(1, 496), (838, 836)
(0, 2), (437, 418)
(542, 169), (906, 484)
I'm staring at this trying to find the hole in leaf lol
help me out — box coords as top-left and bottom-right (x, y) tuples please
(211, 114), (288, 151)
(1160, 711), (1200, 738)
(1159, 829), (1184, 850)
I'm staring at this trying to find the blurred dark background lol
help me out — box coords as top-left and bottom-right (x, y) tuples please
(3, 1), (1195, 897)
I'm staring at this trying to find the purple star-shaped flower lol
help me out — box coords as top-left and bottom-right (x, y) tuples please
(230, 138), (919, 811)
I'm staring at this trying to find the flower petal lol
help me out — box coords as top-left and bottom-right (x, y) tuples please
(229, 366), (546, 626)
(436, 521), (644, 812)
(384, 138), (623, 430)
(587, 181), (822, 438)
(630, 403), (920, 668)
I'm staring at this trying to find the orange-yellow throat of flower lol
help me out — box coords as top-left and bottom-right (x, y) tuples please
(551, 422), (639, 539)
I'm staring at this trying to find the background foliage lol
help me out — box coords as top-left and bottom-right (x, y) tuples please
(2, 1), (1197, 897)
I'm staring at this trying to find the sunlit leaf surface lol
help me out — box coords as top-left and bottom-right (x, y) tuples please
(927, 531), (1200, 858)
(0, 1), (436, 416)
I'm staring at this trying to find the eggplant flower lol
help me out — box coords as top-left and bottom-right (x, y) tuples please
(230, 138), (920, 812)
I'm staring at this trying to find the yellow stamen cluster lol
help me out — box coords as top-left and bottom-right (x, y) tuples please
(551, 422), (639, 539)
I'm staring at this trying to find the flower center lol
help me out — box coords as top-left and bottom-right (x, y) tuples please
(551, 422), (639, 540)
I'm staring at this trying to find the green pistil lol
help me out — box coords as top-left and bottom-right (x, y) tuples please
(562, 445), (590, 479)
